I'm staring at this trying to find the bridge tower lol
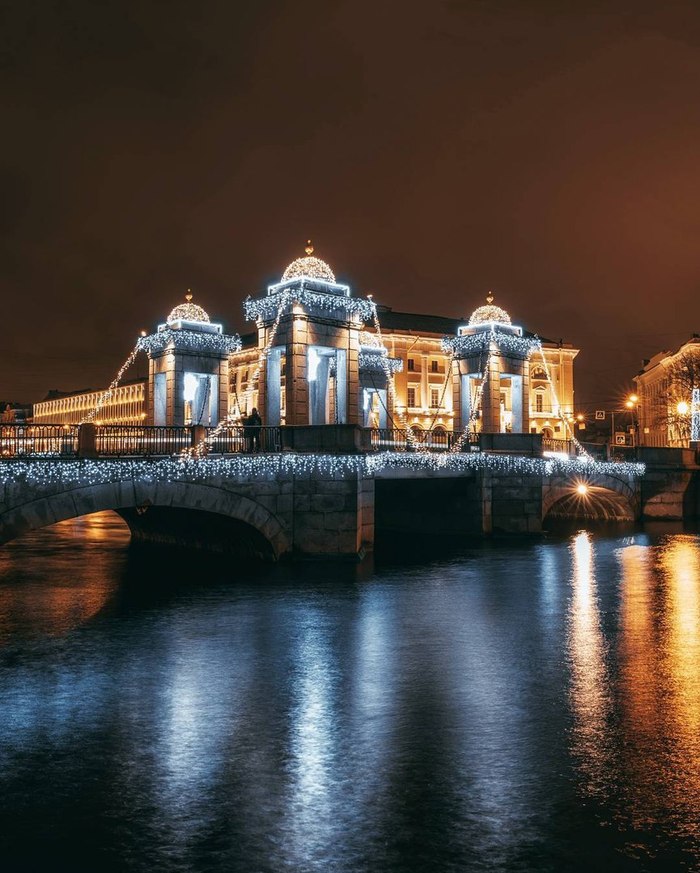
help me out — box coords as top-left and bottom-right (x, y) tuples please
(448, 294), (539, 434)
(142, 293), (241, 427)
(245, 243), (376, 427)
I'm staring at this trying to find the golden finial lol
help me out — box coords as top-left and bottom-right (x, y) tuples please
(305, 239), (314, 256)
(486, 290), (494, 305)
(185, 289), (193, 303)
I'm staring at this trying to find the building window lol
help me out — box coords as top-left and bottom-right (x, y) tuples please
(407, 387), (416, 408)
(430, 388), (440, 408)
(407, 358), (415, 371)
(535, 393), (543, 413)
(430, 360), (439, 373)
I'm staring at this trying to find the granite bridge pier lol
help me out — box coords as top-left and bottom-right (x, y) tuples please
(1, 426), (695, 560)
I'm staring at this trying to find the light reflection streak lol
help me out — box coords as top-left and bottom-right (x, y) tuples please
(567, 531), (612, 797)
(0, 512), (127, 641)
(286, 614), (339, 863)
(659, 538), (700, 830)
(617, 541), (661, 829)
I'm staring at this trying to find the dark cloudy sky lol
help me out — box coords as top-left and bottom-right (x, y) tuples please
(3, 0), (700, 407)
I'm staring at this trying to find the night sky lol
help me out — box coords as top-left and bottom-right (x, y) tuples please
(4, 0), (700, 408)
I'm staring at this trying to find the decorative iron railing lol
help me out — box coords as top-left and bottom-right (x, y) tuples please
(0, 424), (79, 457)
(205, 426), (282, 454)
(95, 425), (191, 456)
(369, 428), (477, 452)
(542, 437), (575, 456)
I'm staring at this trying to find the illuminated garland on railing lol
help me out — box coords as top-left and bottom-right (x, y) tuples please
(0, 452), (646, 491)
(80, 342), (142, 424)
(138, 328), (241, 356)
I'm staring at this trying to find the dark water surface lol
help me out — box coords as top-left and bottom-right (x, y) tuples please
(1, 513), (700, 873)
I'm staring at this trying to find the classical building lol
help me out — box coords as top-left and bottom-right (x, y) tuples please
(33, 248), (579, 438)
(634, 336), (700, 447)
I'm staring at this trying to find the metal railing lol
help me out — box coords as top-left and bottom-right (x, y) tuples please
(206, 426), (282, 454)
(369, 428), (478, 452)
(542, 437), (575, 456)
(0, 424), (79, 457)
(95, 425), (190, 456)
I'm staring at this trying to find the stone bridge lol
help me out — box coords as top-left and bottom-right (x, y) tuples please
(0, 452), (656, 559)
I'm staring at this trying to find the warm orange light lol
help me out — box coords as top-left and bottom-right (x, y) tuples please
(625, 400), (634, 409)
(628, 394), (639, 404)
(577, 413), (584, 421)
(677, 401), (690, 415)
(576, 483), (588, 495)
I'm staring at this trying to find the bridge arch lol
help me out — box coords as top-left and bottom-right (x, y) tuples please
(0, 480), (291, 560)
(543, 472), (638, 522)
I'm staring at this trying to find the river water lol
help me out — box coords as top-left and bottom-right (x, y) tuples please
(1, 514), (700, 873)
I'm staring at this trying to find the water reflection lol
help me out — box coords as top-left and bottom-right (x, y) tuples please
(567, 531), (613, 797)
(659, 537), (700, 837)
(3, 520), (700, 870)
(0, 512), (128, 642)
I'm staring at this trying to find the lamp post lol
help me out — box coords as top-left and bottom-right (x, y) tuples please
(625, 394), (639, 447)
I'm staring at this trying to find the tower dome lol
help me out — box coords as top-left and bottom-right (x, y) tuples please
(167, 291), (211, 325)
(282, 240), (336, 283)
(468, 292), (511, 327)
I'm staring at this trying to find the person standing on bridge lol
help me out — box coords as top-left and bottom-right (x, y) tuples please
(247, 407), (262, 452)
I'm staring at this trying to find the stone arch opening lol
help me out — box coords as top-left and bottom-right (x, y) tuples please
(543, 484), (635, 523)
(0, 481), (290, 561)
(116, 506), (276, 560)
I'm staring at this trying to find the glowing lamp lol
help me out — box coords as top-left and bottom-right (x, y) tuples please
(576, 483), (588, 495)
(677, 401), (689, 415)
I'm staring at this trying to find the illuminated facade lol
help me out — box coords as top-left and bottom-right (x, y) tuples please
(33, 250), (579, 436)
(34, 380), (147, 425)
(634, 336), (700, 447)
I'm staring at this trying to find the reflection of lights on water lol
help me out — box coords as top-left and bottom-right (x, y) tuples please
(568, 531), (612, 797)
(660, 539), (700, 800)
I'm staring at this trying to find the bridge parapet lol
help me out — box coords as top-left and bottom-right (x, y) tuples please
(0, 452), (648, 554)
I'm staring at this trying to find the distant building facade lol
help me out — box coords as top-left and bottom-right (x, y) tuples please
(32, 249), (579, 436)
(634, 336), (700, 447)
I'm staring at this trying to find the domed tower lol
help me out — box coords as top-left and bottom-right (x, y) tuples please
(445, 293), (539, 434)
(244, 242), (373, 427)
(141, 292), (241, 427)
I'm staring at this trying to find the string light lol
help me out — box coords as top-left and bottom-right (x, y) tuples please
(531, 335), (590, 459)
(138, 328), (241, 356)
(444, 330), (540, 360)
(692, 388), (700, 442)
(244, 283), (374, 323)
(80, 342), (142, 424)
(0, 452), (645, 491)
(359, 351), (403, 373)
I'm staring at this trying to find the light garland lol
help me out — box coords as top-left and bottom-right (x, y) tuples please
(444, 329), (540, 360)
(0, 452), (645, 491)
(532, 336), (590, 459)
(80, 342), (142, 424)
(138, 328), (241, 357)
(359, 351), (403, 373)
(167, 292), (211, 324)
(692, 387), (700, 442)
(450, 342), (491, 453)
(244, 284), (374, 323)
(187, 291), (290, 458)
(369, 299), (422, 450)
